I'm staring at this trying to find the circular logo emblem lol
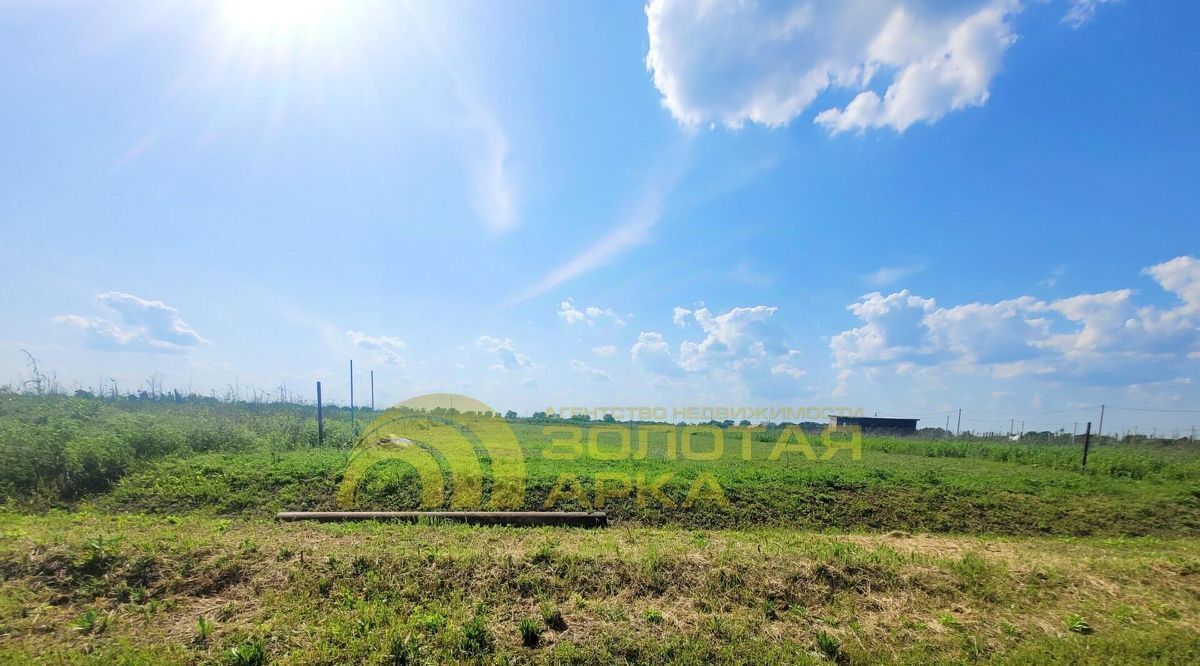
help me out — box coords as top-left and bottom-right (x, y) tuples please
(337, 393), (526, 510)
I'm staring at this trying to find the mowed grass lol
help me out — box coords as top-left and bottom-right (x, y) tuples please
(0, 512), (1198, 664)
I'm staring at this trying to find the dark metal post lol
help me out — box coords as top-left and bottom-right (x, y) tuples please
(316, 381), (324, 446)
(1082, 421), (1092, 468)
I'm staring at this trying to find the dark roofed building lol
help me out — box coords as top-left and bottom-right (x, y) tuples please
(828, 415), (918, 436)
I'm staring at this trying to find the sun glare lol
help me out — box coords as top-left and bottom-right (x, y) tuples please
(220, 0), (344, 45)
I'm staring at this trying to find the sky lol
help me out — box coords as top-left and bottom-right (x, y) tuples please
(2, 0), (1199, 435)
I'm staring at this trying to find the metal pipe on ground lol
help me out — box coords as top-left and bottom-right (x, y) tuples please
(275, 511), (608, 528)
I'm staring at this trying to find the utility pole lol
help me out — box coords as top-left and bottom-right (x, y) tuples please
(1009, 419), (1014, 437)
(1082, 421), (1092, 468)
(956, 408), (962, 438)
(1097, 404), (1105, 439)
(1072, 422), (1077, 443)
(370, 370), (375, 411)
(316, 381), (324, 446)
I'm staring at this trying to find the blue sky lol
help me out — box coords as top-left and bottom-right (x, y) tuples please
(2, 0), (1198, 434)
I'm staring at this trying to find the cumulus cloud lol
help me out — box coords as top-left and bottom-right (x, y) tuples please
(558, 298), (627, 326)
(592, 344), (618, 357)
(678, 306), (789, 371)
(558, 299), (586, 325)
(1144, 255), (1200, 315)
(634, 305), (809, 398)
(630, 331), (683, 378)
(831, 256), (1200, 388)
(569, 359), (612, 382)
(830, 290), (938, 368)
(475, 335), (534, 371)
(347, 330), (406, 366)
(55, 292), (209, 354)
(646, 0), (1046, 134)
(672, 306), (691, 327)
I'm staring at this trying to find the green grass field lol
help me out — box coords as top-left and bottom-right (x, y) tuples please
(2, 394), (1198, 663)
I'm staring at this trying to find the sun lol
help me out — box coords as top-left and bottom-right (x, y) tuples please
(219, 0), (344, 46)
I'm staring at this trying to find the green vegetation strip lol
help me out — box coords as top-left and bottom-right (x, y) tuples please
(3, 395), (1199, 535)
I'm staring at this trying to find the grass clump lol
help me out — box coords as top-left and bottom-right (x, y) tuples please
(815, 630), (842, 662)
(518, 617), (541, 648)
(1066, 613), (1094, 635)
(540, 605), (568, 631)
(459, 615), (493, 656)
(227, 639), (266, 666)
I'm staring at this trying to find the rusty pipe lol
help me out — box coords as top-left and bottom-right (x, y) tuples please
(275, 511), (608, 528)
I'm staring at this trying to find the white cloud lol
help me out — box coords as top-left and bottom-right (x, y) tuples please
(506, 145), (689, 306)
(830, 290), (938, 368)
(592, 344), (618, 357)
(770, 362), (807, 380)
(1144, 255), (1200, 315)
(469, 111), (517, 234)
(346, 330), (406, 366)
(404, 14), (519, 234)
(678, 306), (788, 372)
(1038, 265), (1067, 288)
(634, 306), (809, 399)
(672, 306), (691, 327)
(569, 359), (612, 382)
(558, 298), (626, 326)
(865, 264), (926, 287)
(475, 335), (534, 371)
(585, 306), (626, 326)
(646, 0), (1025, 134)
(815, 3), (1017, 134)
(1063, 0), (1118, 28)
(55, 292), (209, 354)
(926, 296), (1049, 364)
(558, 299), (586, 325)
(631, 331), (683, 378)
(831, 256), (1200, 387)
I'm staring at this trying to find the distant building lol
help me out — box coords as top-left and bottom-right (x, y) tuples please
(828, 415), (918, 436)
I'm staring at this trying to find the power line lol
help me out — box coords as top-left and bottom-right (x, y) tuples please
(956, 406), (1097, 416)
(1107, 405), (1200, 414)
(877, 409), (957, 418)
